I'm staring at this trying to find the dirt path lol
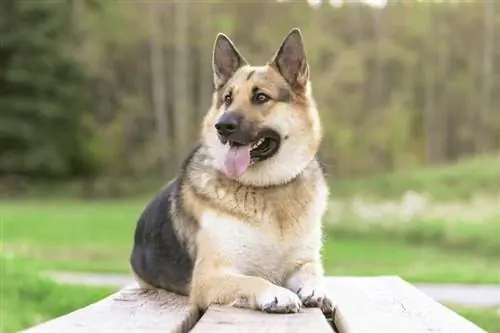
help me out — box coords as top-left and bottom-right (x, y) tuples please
(44, 271), (500, 307)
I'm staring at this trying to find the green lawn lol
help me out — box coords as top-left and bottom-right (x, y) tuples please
(449, 305), (500, 333)
(1, 198), (500, 332)
(332, 154), (500, 200)
(1, 199), (146, 273)
(0, 256), (115, 333)
(2, 154), (500, 332)
(2, 198), (500, 284)
(322, 235), (500, 284)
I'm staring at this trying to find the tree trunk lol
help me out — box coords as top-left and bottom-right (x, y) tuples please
(173, 1), (190, 170)
(478, 0), (494, 153)
(198, 4), (213, 122)
(424, 7), (438, 164)
(149, 2), (170, 178)
(371, 6), (385, 113)
(437, 18), (451, 161)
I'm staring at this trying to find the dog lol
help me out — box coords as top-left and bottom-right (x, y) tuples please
(130, 28), (333, 314)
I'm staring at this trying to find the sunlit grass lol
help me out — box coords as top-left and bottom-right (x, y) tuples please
(2, 198), (500, 283)
(325, 192), (500, 256)
(448, 304), (500, 333)
(331, 154), (500, 201)
(0, 255), (115, 333)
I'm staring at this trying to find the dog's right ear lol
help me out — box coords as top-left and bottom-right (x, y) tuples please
(270, 28), (309, 89)
(212, 33), (248, 89)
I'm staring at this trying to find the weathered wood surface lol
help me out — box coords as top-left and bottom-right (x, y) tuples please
(22, 276), (488, 333)
(327, 276), (487, 333)
(22, 283), (200, 333)
(190, 305), (334, 333)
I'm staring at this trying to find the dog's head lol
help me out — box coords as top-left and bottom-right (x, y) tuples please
(201, 28), (322, 187)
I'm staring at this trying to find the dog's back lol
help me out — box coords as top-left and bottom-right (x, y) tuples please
(130, 148), (201, 295)
(130, 178), (193, 295)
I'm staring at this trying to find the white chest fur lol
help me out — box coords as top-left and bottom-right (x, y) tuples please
(199, 208), (322, 285)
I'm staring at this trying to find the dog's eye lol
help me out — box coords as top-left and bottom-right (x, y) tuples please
(253, 92), (270, 105)
(224, 92), (233, 107)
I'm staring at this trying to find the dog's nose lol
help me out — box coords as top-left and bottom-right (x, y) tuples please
(215, 112), (242, 137)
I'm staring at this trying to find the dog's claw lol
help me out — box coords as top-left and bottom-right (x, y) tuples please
(258, 287), (302, 314)
(297, 285), (334, 314)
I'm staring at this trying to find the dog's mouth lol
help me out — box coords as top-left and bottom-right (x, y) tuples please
(220, 129), (281, 179)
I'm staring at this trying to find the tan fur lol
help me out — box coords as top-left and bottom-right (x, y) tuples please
(185, 158), (329, 311)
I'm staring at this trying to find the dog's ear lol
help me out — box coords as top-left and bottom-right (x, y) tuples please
(270, 28), (309, 89)
(212, 33), (248, 89)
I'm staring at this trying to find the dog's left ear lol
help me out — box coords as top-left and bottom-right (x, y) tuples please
(270, 28), (309, 89)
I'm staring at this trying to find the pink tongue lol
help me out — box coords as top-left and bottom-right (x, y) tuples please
(223, 145), (251, 179)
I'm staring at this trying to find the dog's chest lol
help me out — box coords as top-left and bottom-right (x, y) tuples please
(200, 208), (321, 284)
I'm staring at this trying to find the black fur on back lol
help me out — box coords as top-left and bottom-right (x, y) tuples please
(130, 146), (200, 295)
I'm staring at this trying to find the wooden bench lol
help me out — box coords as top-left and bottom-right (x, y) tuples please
(22, 276), (486, 333)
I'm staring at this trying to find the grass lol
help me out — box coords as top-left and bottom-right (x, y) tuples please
(325, 191), (500, 256)
(331, 154), (500, 201)
(0, 255), (115, 333)
(2, 198), (500, 284)
(448, 305), (500, 333)
(322, 236), (500, 284)
(326, 214), (500, 257)
(0, 198), (146, 274)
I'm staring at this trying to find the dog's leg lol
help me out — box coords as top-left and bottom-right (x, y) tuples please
(285, 260), (334, 314)
(190, 268), (302, 314)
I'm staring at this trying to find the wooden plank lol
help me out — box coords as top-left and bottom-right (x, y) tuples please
(20, 276), (488, 333)
(22, 283), (200, 333)
(326, 276), (487, 333)
(190, 305), (334, 333)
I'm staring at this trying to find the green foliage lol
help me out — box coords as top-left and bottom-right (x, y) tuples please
(1, 0), (500, 194)
(0, 255), (114, 333)
(0, 0), (95, 179)
(331, 154), (500, 200)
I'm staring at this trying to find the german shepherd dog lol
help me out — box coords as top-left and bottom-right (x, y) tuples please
(130, 28), (333, 314)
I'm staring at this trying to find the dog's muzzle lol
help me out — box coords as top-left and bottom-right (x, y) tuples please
(215, 112), (243, 139)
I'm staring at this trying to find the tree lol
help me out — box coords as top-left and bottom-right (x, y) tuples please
(478, 0), (494, 153)
(0, 0), (94, 179)
(172, 1), (190, 171)
(148, 2), (169, 178)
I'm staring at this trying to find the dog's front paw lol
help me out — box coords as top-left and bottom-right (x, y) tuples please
(257, 286), (302, 314)
(297, 285), (334, 314)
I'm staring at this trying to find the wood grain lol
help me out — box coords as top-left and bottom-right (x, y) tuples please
(21, 276), (488, 333)
(326, 276), (487, 333)
(190, 305), (334, 333)
(22, 283), (200, 333)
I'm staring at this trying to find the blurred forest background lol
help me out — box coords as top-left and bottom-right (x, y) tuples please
(1, 0), (499, 197)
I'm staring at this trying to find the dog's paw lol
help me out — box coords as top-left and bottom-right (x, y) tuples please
(257, 286), (302, 314)
(297, 285), (334, 314)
